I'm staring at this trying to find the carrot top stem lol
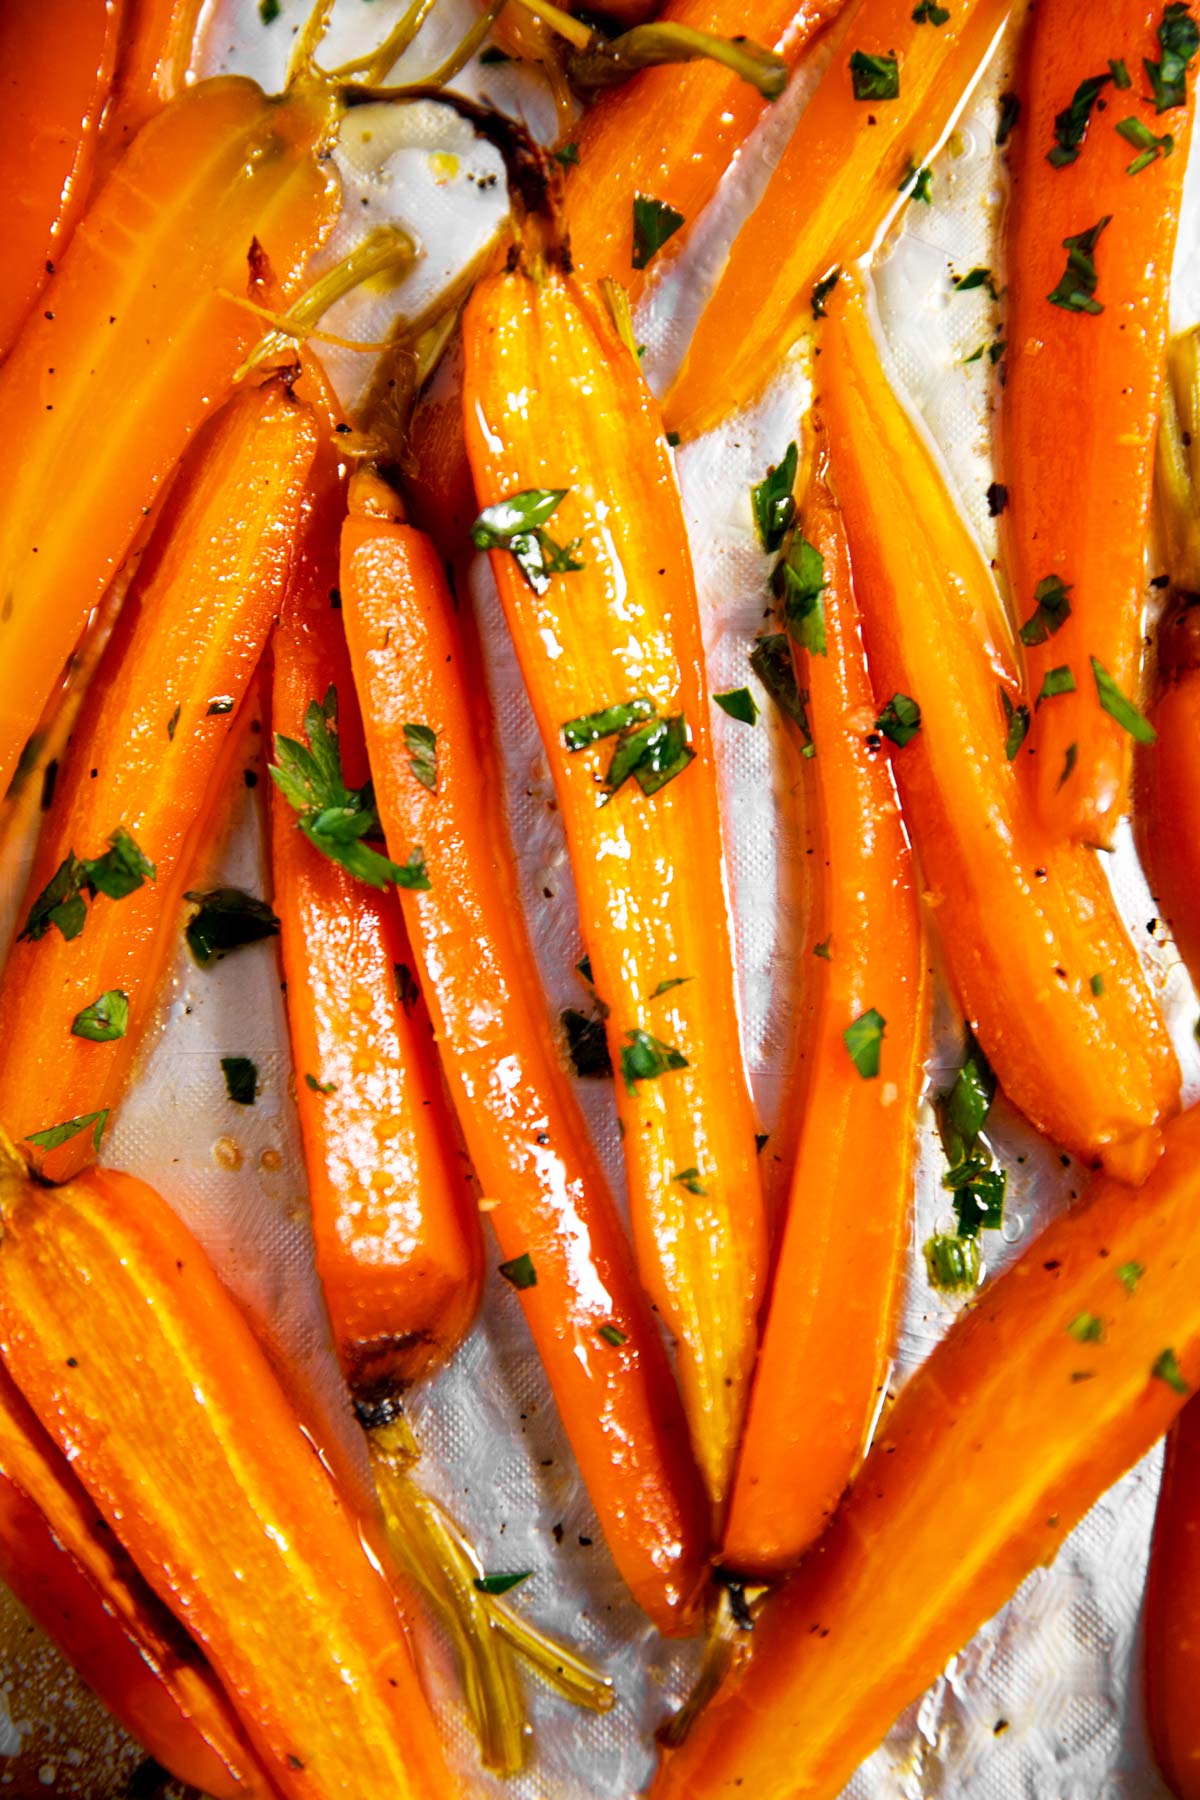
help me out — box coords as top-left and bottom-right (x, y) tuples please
(1159, 327), (1200, 596)
(322, 0), (442, 82)
(234, 223), (417, 378)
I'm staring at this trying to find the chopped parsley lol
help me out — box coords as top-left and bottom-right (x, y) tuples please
(1091, 657), (1157, 742)
(598, 1323), (628, 1347)
(714, 687), (759, 725)
(185, 888), (280, 965)
(1153, 1346), (1189, 1394)
(953, 266), (997, 296)
(305, 1073), (337, 1095)
(936, 1041), (1008, 1241)
(1019, 574), (1073, 646)
(20, 828), (156, 944)
(776, 535), (827, 656)
(221, 1056), (258, 1106)
(620, 1028), (688, 1093)
(207, 696), (234, 716)
(651, 975), (691, 997)
(912, 0), (950, 21)
(1037, 665), (1077, 704)
(498, 1253), (537, 1291)
(561, 1008), (612, 1078)
(71, 989), (129, 1043)
(471, 489), (583, 595)
(876, 692), (921, 746)
(925, 1231), (980, 1292)
(1047, 216), (1112, 314)
(1090, 972), (1105, 996)
(474, 1571), (532, 1595)
(1002, 690), (1031, 759)
(814, 936), (832, 959)
(167, 702), (181, 741)
(1057, 743), (1078, 790)
(259, 0), (280, 21)
(1115, 115), (1175, 172)
(811, 267), (842, 318)
(1067, 1310), (1104, 1343)
(603, 712), (694, 800)
(554, 141), (580, 166)
(986, 482), (1008, 517)
(673, 1167), (708, 1195)
(751, 443), (798, 553)
(1145, 2), (1199, 111)
(843, 1007), (886, 1079)
(849, 49), (900, 100)
(996, 90), (1020, 145)
(631, 194), (685, 270)
(904, 164), (933, 203)
(750, 633), (813, 753)
(26, 1109), (109, 1156)
(1117, 1260), (1144, 1293)
(1047, 72), (1112, 167)
(1109, 57), (1131, 87)
(404, 722), (438, 792)
(562, 697), (655, 750)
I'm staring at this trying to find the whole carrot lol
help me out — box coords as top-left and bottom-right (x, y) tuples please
(0, 1132), (455, 1800)
(722, 433), (927, 1577)
(341, 468), (710, 1634)
(820, 280), (1178, 1178)
(652, 1100), (1200, 1800)
(1001, 0), (1197, 844)
(0, 374), (317, 1184)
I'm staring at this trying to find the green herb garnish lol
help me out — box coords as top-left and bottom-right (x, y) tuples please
(673, 1167), (708, 1194)
(1145, 2), (1199, 111)
(1110, 57), (1131, 86)
(1002, 690), (1031, 759)
(1091, 657), (1157, 742)
(1047, 215), (1112, 313)
(912, 0), (950, 22)
(631, 194), (685, 270)
(1115, 114), (1175, 172)
(554, 141), (580, 165)
(1153, 1346), (1189, 1394)
(876, 693), (921, 746)
(996, 90), (1020, 145)
(1037, 665), (1077, 704)
(953, 266), (997, 295)
(620, 1028), (688, 1093)
(498, 1253), (537, 1291)
(1047, 72), (1112, 166)
(26, 1110), (109, 1156)
(474, 1571), (532, 1595)
(562, 697), (655, 751)
(713, 688), (759, 725)
(1118, 1260), (1144, 1293)
(844, 1007), (886, 1078)
(305, 1073), (337, 1095)
(20, 828), (156, 944)
(752, 443), (798, 553)
(598, 1324), (628, 1347)
(71, 989), (129, 1043)
(1019, 574), (1073, 645)
(184, 888), (280, 965)
(221, 1056), (258, 1107)
(749, 633), (813, 753)
(1067, 1311), (1104, 1343)
(471, 489), (584, 595)
(604, 713), (695, 799)
(776, 534), (827, 656)
(925, 1231), (980, 1292)
(849, 49), (899, 99)
(404, 722), (438, 792)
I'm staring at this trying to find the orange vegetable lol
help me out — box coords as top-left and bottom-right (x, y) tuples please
(819, 281), (1178, 1175)
(0, 0), (124, 359)
(0, 374), (318, 1184)
(0, 1134), (455, 1800)
(1146, 1397), (1200, 1800)
(271, 449), (484, 1407)
(103, 0), (209, 162)
(722, 433), (927, 1578)
(341, 469), (710, 1634)
(461, 201), (766, 1510)
(0, 1365), (268, 1800)
(662, 0), (1012, 440)
(1001, 0), (1195, 845)
(0, 73), (340, 799)
(653, 1100), (1200, 1800)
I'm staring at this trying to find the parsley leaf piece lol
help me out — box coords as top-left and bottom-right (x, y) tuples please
(1037, 665), (1077, 704)
(912, 0), (950, 22)
(1110, 56), (1131, 87)
(1091, 657), (1157, 742)
(167, 702), (181, 741)
(776, 534), (827, 656)
(1115, 114), (1175, 172)
(207, 696), (234, 716)
(714, 688), (759, 725)
(651, 976), (692, 997)
(404, 722), (438, 792)
(184, 888), (280, 965)
(598, 1323), (627, 1346)
(471, 489), (583, 595)
(1002, 690), (1031, 759)
(1057, 742), (1078, 791)
(1145, 2), (1199, 110)
(925, 1231), (980, 1292)
(221, 1056), (258, 1107)
(394, 962), (419, 1015)
(19, 853), (89, 942)
(1020, 574), (1074, 646)
(751, 442), (798, 552)
(554, 141), (580, 165)
(951, 1168), (1007, 1236)
(1153, 1346), (1189, 1394)
(811, 267), (842, 318)
(474, 1571), (532, 1595)
(604, 713), (694, 799)
(876, 692), (921, 746)
(953, 265), (997, 295)
(71, 989), (129, 1043)
(1118, 1260), (1144, 1293)
(85, 828), (157, 901)
(938, 1045), (995, 1165)
(1067, 1310), (1104, 1343)
(996, 90), (1020, 145)
(1047, 215), (1112, 314)
(498, 1253), (537, 1291)
(26, 1109), (109, 1156)
(259, 0), (280, 21)
(1047, 72), (1112, 167)
(620, 1028), (688, 1093)
(673, 1166), (708, 1195)
(849, 49), (899, 99)
(631, 194), (685, 270)
(844, 1007), (886, 1078)
(562, 696), (655, 750)
(987, 482), (1008, 517)
(1090, 971), (1105, 996)
(305, 1072), (337, 1095)
(561, 1008), (613, 1078)
(750, 632), (814, 752)
(814, 936), (832, 959)
(906, 164), (933, 203)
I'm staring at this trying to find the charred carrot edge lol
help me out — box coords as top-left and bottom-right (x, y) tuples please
(0, 0), (125, 360)
(1145, 1398), (1200, 1799)
(661, 0), (1012, 440)
(1001, 0), (1196, 845)
(340, 469), (710, 1635)
(722, 432), (927, 1578)
(0, 375), (318, 1184)
(461, 210), (767, 1510)
(0, 1133), (454, 1800)
(270, 435), (483, 1406)
(0, 1364), (269, 1800)
(653, 1100), (1200, 1800)
(819, 280), (1178, 1176)
(0, 73), (341, 799)
(102, 0), (209, 163)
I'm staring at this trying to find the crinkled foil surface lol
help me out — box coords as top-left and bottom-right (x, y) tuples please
(2, 0), (1199, 1792)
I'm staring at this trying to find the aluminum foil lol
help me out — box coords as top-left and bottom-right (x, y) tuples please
(2, 0), (1198, 1792)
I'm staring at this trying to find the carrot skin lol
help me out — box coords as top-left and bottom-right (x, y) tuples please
(1136, 607), (1200, 988)
(0, 1144), (455, 1800)
(341, 486), (711, 1636)
(1146, 1396), (1200, 1800)
(653, 1101), (1200, 1800)
(461, 264), (766, 1509)
(1001, 0), (1195, 844)
(819, 283), (1178, 1171)
(0, 376), (318, 1183)
(0, 0), (124, 359)
(0, 75), (340, 798)
(661, 0), (1011, 439)
(102, 0), (209, 163)
(722, 448), (927, 1578)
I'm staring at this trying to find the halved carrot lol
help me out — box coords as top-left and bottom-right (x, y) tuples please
(461, 211), (766, 1510)
(0, 73), (340, 799)
(1146, 1397), (1200, 1800)
(819, 280), (1178, 1176)
(0, 1132), (454, 1800)
(1001, 0), (1196, 844)
(0, 1365), (268, 1800)
(661, 0), (1012, 440)
(722, 431), (927, 1577)
(102, 0), (209, 163)
(653, 1099), (1200, 1800)
(0, 0), (124, 359)
(0, 374), (317, 1185)
(341, 469), (710, 1634)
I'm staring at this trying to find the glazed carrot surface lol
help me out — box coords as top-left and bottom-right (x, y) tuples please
(0, 375), (317, 1184)
(722, 441), (927, 1578)
(102, 0), (209, 162)
(1001, 0), (1196, 844)
(341, 472), (710, 1636)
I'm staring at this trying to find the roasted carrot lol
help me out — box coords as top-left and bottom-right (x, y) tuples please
(819, 281), (1178, 1177)
(102, 0), (208, 162)
(0, 1365), (268, 1800)
(1146, 1397), (1200, 1800)
(652, 1100), (1200, 1800)
(461, 170), (766, 1510)
(722, 433), (927, 1578)
(1001, 0), (1196, 844)
(341, 468), (710, 1633)
(0, 1132), (454, 1800)
(0, 375), (317, 1185)
(0, 72), (340, 800)
(661, 0), (1012, 440)
(0, 0), (124, 360)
